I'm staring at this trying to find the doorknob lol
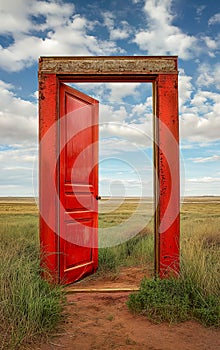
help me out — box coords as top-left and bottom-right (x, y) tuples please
(96, 195), (101, 200)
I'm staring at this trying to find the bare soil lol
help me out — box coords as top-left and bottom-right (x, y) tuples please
(35, 267), (220, 350)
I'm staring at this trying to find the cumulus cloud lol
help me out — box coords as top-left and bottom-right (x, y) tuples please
(0, 1), (121, 72)
(196, 63), (220, 90)
(178, 69), (193, 111)
(208, 13), (220, 26)
(180, 91), (220, 143)
(0, 80), (37, 144)
(0, 144), (37, 196)
(73, 82), (141, 103)
(102, 11), (132, 40)
(133, 0), (198, 59)
(179, 67), (220, 143)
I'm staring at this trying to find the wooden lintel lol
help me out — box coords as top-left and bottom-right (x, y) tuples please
(39, 56), (178, 76)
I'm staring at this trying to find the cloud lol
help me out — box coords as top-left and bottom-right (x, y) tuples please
(196, 63), (220, 90)
(0, 80), (37, 144)
(0, 1), (121, 72)
(102, 11), (131, 40)
(0, 0), (33, 35)
(208, 13), (220, 26)
(190, 155), (220, 163)
(133, 0), (197, 59)
(100, 104), (128, 124)
(0, 0), (74, 35)
(0, 145), (37, 196)
(196, 5), (206, 21)
(100, 137), (148, 157)
(200, 34), (220, 57)
(180, 69), (220, 142)
(180, 109), (220, 143)
(107, 83), (141, 101)
(188, 177), (220, 183)
(178, 69), (193, 111)
(72, 82), (141, 103)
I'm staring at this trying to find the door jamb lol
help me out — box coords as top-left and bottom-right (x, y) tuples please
(39, 56), (180, 281)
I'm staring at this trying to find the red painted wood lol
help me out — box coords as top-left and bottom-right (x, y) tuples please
(39, 73), (59, 282)
(156, 74), (180, 277)
(39, 57), (180, 283)
(59, 83), (99, 284)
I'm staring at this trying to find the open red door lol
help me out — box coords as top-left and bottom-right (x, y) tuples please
(58, 83), (99, 284)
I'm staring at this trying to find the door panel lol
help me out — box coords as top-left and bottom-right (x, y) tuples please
(59, 83), (99, 284)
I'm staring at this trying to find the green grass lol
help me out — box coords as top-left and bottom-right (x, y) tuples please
(0, 197), (219, 350)
(128, 199), (220, 328)
(127, 277), (220, 326)
(98, 229), (154, 274)
(0, 202), (64, 349)
(98, 199), (154, 275)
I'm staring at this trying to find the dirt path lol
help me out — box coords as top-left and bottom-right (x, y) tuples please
(36, 267), (220, 350)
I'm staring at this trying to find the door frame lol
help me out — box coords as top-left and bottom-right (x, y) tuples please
(39, 56), (180, 282)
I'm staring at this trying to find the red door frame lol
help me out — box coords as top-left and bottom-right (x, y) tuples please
(39, 56), (180, 282)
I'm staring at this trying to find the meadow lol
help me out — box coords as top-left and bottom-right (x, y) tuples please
(0, 196), (219, 349)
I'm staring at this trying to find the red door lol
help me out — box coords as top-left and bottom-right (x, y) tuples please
(58, 83), (99, 284)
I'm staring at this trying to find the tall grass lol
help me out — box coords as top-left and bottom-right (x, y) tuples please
(1, 198), (219, 349)
(128, 201), (220, 327)
(98, 230), (154, 274)
(181, 215), (220, 297)
(98, 199), (154, 275)
(0, 208), (64, 349)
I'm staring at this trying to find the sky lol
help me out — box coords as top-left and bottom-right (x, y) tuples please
(0, 0), (219, 198)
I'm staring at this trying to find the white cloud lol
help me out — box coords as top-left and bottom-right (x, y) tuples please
(100, 104), (127, 123)
(208, 13), (220, 26)
(0, 1), (121, 72)
(0, 0), (74, 35)
(102, 12), (131, 40)
(188, 177), (220, 183)
(0, 0), (33, 34)
(200, 34), (220, 57)
(70, 82), (141, 103)
(107, 83), (141, 101)
(202, 36), (217, 50)
(196, 63), (220, 90)
(0, 80), (37, 143)
(180, 110), (220, 143)
(100, 137), (146, 156)
(196, 5), (206, 19)
(131, 96), (152, 118)
(190, 155), (220, 163)
(100, 121), (153, 149)
(178, 69), (193, 111)
(0, 145), (37, 196)
(133, 0), (197, 59)
(180, 70), (220, 143)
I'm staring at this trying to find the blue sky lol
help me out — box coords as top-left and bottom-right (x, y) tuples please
(0, 0), (219, 197)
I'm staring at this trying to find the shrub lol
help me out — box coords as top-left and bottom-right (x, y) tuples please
(128, 277), (220, 327)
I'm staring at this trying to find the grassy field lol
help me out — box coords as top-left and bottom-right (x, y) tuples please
(0, 198), (64, 350)
(0, 197), (219, 348)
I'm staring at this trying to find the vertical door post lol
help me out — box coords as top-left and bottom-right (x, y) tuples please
(155, 73), (180, 277)
(39, 73), (59, 282)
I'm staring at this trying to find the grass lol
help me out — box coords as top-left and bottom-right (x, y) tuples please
(0, 201), (64, 349)
(127, 277), (220, 326)
(98, 198), (154, 274)
(98, 228), (154, 274)
(128, 199), (220, 327)
(0, 196), (219, 349)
